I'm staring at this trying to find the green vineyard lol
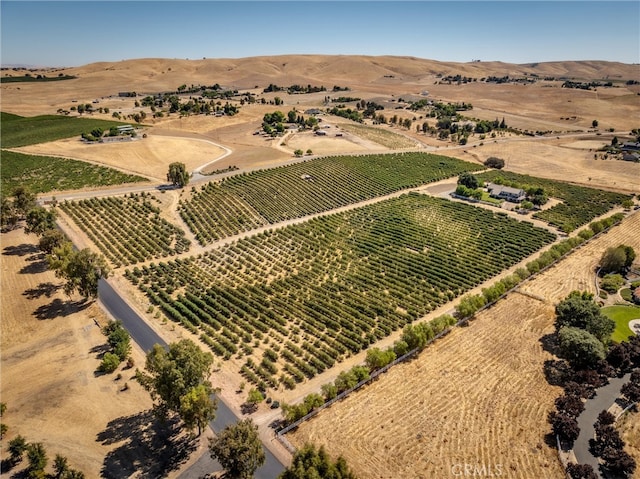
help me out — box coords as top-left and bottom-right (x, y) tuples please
(60, 193), (191, 268)
(478, 170), (631, 232)
(127, 193), (556, 391)
(179, 152), (483, 244)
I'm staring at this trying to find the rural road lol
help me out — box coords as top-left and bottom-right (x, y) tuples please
(573, 371), (632, 477)
(97, 279), (286, 479)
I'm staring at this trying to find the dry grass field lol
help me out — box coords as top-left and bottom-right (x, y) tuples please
(288, 212), (640, 479)
(0, 227), (159, 477)
(619, 411), (640, 479)
(2, 55), (640, 477)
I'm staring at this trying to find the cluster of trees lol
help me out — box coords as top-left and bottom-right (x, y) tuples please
(278, 444), (357, 479)
(6, 434), (85, 478)
(138, 90), (240, 117)
(555, 291), (615, 369)
(590, 409), (636, 477)
(99, 321), (132, 373)
(328, 106), (363, 123)
(455, 172), (484, 200)
(7, 193), (110, 301)
(548, 288), (640, 467)
(136, 339), (217, 436)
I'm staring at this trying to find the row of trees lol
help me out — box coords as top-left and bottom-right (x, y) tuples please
(546, 288), (640, 478)
(2, 187), (111, 300)
(280, 315), (456, 425)
(6, 434), (85, 478)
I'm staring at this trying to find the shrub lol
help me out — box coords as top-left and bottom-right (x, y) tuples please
(99, 352), (121, 373)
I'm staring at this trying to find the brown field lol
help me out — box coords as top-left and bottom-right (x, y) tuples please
(288, 212), (640, 479)
(2, 55), (640, 476)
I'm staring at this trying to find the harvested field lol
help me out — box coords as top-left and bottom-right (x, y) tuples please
(287, 212), (640, 479)
(15, 134), (227, 181)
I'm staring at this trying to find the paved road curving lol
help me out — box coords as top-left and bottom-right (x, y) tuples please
(573, 372), (632, 477)
(98, 279), (285, 479)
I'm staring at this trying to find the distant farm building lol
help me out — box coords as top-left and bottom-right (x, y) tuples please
(117, 125), (135, 134)
(487, 183), (526, 203)
(305, 108), (322, 115)
(315, 130), (327, 136)
(621, 142), (640, 152)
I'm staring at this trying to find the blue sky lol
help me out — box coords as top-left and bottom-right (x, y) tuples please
(1, 1), (639, 67)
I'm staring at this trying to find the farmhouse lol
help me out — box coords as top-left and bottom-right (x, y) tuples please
(315, 130), (327, 136)
(622, 152), (640, 162)
(487, 183), (526, 202)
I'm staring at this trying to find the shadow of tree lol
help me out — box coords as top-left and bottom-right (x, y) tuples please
(19, 259), (48, 275)
(543, 359), (572, 387)
(98, 410), (198, 479)
(2, 243), (38, 257)
(539, 332), (561, 356)
(33, 298), (90, 320)
(23, 282), (61, 299)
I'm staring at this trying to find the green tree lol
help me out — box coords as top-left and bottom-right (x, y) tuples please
(48, 245), (110, 300)
(246, 388), (264, 407)
(484, 157), (505, 169)
(592, 119), (598, 128)
(321, 383), (338, 401)
(167, 162), (189, 188)
(555, 291), (614, 343)
(278, 444), (357, 479)
(209, 419), (265, 479)
(26, 442), (47, 478)
(25, 207), (57, 236)
(38, 229), (67, 254)
(602, 246), (632, 274)
(1, 197), (20, 230)
(600, 274), (625, 294)
(12, 187), (36, 217)
(104, 321), (131, 361)
(8, 434), (27, 464)
(365, 347), (396, 371)
(458, 172), (480, 190)
(136, 339), (216, 423)
(180, 384), (217, 436)
(53, 454), (69, 479)
(558, 326), (606, 369)
(99, 352), (121, 373)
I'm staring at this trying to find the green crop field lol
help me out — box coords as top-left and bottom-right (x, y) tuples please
(0, 112), (130, 147)
(128, 193), (556, 391)
(478, 170), (630, 232)
(602, 305), (640, 343)
(0, 150), (146, 198)
(59, 193), (191, 268)
(180, 152), (483, 244)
